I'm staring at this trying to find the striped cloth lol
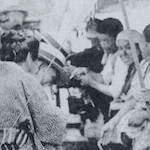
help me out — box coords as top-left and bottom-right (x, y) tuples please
(1, 128), (29, 150)
(1, 120), (31, 150)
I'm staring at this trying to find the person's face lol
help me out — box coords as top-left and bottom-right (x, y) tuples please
(36, 63), (57, 86)
(98, 33), (116, 53)
(117, 40), (134, 65)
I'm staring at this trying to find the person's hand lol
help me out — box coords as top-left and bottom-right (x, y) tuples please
(128, 110), (148, 127)
(63, 61), (77, 76)
(70, 67), (88, 79)
(98, 121), (115, 146)
(79, 74), (91, 86)
(135, 88), (150, 102)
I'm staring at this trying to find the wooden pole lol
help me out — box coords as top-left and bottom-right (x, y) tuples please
(119, 0), (150, 116)
(119, 0), (145, 88)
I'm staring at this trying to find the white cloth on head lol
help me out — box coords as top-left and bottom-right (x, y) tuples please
(116, 29), (145, 50)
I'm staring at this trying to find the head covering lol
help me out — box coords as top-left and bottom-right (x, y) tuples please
(34, 30), (70, 86)
(0, 4), (41, 30)
(116, 29), (145, 50)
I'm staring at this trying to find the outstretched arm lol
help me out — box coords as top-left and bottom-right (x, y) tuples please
(79, 74), (112, 97)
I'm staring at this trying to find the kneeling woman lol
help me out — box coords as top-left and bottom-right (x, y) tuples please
(35, 34), (69, 106)
(0, 30), (67, 150)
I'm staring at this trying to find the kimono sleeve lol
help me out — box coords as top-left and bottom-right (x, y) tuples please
(21, 74), (67, 145)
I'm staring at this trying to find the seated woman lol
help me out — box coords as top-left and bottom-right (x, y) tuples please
(34, 33), (69, 106)
(73, 29), (143, 117)
(68, 18), (124, 123)
(94, 18), (123, 85)
(98, 29), (150, 150)
(70, 18), (124, 86)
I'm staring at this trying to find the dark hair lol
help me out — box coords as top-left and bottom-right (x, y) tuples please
(135, 43), (143, 62)
(0, 30), (39, 63)
(97, 18), (123, 39)
(143, 24), (150, 42)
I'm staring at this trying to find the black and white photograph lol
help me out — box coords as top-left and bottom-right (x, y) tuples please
(0, 0), (150, 150)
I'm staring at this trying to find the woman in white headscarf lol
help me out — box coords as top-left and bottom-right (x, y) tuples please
(98, 29), (150, 150)
(75, 30), (144, 105)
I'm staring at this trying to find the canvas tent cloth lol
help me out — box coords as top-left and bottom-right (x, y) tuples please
(0, 0), (149, 32)
(0, 0), (97, 41)
(95, 0), (150, 32)
(0, 0), (68, 31)
(96, 0), (150, 13)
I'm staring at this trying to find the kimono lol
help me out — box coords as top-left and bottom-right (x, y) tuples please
(111, 59), (150, 150)
(0, 61), (66, 150)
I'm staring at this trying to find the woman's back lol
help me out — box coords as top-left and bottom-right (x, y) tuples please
(0, 61), (67, 150)
(0, 61), (35, 149)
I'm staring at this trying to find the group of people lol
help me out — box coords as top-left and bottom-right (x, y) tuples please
(64, 18), (150, 150)
(0, 5), (150, 150)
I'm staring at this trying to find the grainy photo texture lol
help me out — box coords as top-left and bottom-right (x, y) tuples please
(0, 0), (150, 150)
